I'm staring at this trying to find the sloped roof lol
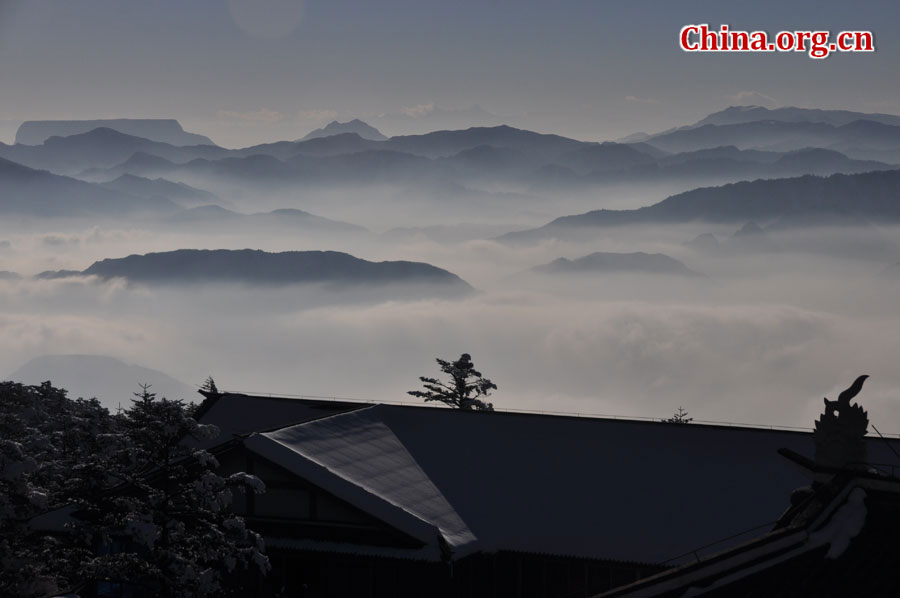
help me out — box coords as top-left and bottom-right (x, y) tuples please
(239, 403), (900, 564)
(247, 406), (477, 560)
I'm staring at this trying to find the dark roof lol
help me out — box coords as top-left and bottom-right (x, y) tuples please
(234, 401), (900, 564)
(193, 392), (364, 448)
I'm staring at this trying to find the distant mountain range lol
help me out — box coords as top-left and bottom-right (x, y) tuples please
(0, 153), (368, 229)
(644, 119), (900, 162)
(73, 130), (895, 199)
(0, 127), (229, 175)
(100, 174), (221, 207)
(302, 119), (387, 141)
(533, 252), (703, 277)
(371, 103), (505, 135)
(684, 222), (781, 255)
(15, 119), (213, 146)
(65, 125), (595, 186)
(3, 106), (900, 221)
(692, 106), (900, 129)
(8, 354), (194, 410)
(83, 151), (182, 180)
(499, 168), (900, 243)
(383, 125), (587, 159)
(0, 156), (177, 217)
(161, 206), (367, 236)
(39, 249), (473, 295)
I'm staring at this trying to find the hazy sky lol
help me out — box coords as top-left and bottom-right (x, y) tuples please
(3, 1), (900, 432)
(1, 0), (898, 146)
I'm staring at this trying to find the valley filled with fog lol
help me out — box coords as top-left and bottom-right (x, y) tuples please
(4, 108), (900, 431)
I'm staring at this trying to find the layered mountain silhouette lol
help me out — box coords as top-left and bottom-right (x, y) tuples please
(0, 156), (177, 217)
(499, 169), (900, 243)
(553, 142), (658, 175)
(533, 252), (703, 277)
(372, 103), (503, 134)
(645, 119), (900, 162)
(40, 249), (473, 296)
(302, 119), (387, 141)
(115, 148), (449, 191)
(383, 125), (586, 159)
(0, 127), (228, 174)
(162, 206), (367, 235)
(692, 106), (900, 129)
(683, 233), (721, 254)
(684, 220), (896, 261)
(16, 119), (213, 146)
(81, 131), (891, 197)
(218, 132), (382, 161)
(683, 222), (778, 255)
(4, 111), (900, 221)
(84, 151), (181, 180)
(100, 174), (220, 207)
(0, 114), (894, 194)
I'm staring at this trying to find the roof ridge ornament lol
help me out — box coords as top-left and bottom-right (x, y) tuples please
(814, 375), (869, 469)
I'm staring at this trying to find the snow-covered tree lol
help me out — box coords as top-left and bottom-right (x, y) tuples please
(79, 385), (269, 597)
(0, 381), (112, 597)
(409, 353), (497, 411)
(0, 381), (269, 597)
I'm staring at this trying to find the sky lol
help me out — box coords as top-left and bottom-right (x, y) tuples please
(1, 0), (900, 429)
(1, 0), (899, 147)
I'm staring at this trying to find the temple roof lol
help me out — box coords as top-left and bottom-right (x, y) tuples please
(228, 401), (900, 563)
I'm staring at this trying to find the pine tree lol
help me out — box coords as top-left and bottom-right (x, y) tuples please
(664, 406), (693, 424)
(79, 385), (269, 597)
(0, 381), (269, 597)
(0, 381), (112, 597)
(200, 376), (219, 396)
(409, 353), (497, 411)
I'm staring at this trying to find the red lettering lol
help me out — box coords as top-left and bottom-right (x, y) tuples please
(680, 25), (700, 51)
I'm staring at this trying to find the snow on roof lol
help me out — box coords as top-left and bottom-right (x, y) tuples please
(240, 403), (900, 564)
(247, 406), (477, 558)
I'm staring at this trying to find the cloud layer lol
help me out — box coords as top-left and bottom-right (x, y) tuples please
(3, 221), (900, 432)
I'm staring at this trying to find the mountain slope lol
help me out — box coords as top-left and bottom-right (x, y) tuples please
(500, 169), (900, 242)
(162, 206), (367, 235)
(0, 156), (177, 217)
(72, 249), (473, 296)
(16, 119), (214, 146)
(302, 119), (387, 141)
(694, 106), (900, 129)
(645, 119), (900, 160)
(533, 252), (703, 277)
(384, 125), (590, 159)
(101, 174), (220, 207)
(554, 143), (658, 175)
(0, 127), (228, 174)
